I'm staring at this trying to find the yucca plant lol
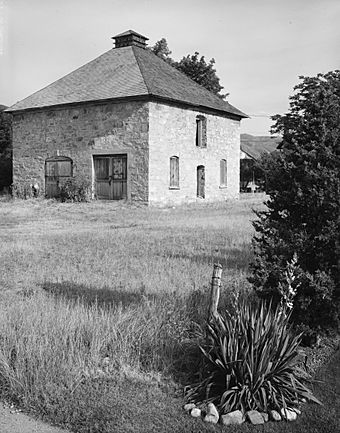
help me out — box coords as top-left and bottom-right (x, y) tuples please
(186, 300), (321, 414)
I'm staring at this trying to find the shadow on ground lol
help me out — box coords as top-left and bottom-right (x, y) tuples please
(165, 247), (252, 270)
(42, 281), (155, 309)
(40, 280), (207, 387)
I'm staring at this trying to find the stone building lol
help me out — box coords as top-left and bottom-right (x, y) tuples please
(7, 30), (247, 205)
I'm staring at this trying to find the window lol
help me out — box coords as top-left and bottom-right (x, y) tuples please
(169, 156), (179, 188)
(220, 159), (227, 186)
(196, 115), (207, 147)
(197, 165), (205, 198)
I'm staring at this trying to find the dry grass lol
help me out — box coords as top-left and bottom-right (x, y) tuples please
(0, 196), (263, 297)
(0, 195), (266, 432)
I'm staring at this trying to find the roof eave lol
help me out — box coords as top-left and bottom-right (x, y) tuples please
(148, 94), (247, 119)
(6, 94), (248, 120)
(4, 95), (151, 114)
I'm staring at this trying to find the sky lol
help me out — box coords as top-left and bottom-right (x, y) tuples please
(0, 0), (339, 135)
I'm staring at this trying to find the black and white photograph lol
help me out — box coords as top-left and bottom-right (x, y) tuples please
(0, 0), (339, 432)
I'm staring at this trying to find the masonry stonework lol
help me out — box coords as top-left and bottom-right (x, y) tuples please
(148, 102), (240, 205)
(12, 101), (149, 201)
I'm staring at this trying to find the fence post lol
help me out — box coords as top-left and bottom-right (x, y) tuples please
(208, 263), (222, 321)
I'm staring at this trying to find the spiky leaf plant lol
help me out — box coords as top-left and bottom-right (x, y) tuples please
(186, 300), (321, 414)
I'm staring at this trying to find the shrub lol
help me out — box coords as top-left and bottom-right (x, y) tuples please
(186, 299), (321, 414)
(12, 182), (39, 199)
(58, 175), (92, 202)
(0, 107), (12, 189)
(251, 70), (340, 330)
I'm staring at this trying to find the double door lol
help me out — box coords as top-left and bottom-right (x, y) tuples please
(94, 155), (127, 200)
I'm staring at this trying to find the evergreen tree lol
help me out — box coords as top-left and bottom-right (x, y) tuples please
(251, 70), (340, 330)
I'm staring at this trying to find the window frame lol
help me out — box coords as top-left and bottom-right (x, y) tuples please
(220, 158), (227, 187)
(169, 156), (180, 189)
(195, 115), (207, 148)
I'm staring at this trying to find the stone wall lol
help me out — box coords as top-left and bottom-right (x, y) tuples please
(148, 102), (240, 205)
(12, 100), (149, 201)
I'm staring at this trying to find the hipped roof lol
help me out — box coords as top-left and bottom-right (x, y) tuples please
(7, 45), (247, 118)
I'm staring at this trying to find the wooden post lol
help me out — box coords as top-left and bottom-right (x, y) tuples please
(208, 263), (222, 321)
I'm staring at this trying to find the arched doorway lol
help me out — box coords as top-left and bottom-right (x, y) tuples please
(45, 156), (73, 198)
(197, 165), (205, 198)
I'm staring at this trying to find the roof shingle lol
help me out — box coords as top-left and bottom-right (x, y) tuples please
(7, 45), (247, 118)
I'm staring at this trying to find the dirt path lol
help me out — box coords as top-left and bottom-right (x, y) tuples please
(0, 403), (69, 433)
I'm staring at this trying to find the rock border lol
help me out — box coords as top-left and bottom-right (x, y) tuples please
(184, 403), (302, 426)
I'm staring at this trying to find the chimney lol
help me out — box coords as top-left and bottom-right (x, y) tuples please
(112, 30), (148, 49)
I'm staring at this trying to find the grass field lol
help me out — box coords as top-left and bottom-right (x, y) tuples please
(0, 196), (261, 298)
(1, 195), (337, 433)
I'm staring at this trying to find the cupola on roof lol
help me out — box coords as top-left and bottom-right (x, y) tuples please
(112, 30), (148, 49)
(6, 29), (247, 119)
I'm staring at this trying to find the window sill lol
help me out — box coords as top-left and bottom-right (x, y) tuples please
(219, 185), (228, 189)
(169, 186), (180, 190)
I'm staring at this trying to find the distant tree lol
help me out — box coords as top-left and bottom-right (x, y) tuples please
(176, 52), (227, 99)
(150, 39), (227, 98)
(0, 106), (10, 154)
(0, 105), (12, 189)
(250, 70), (340, 330)
(149, 38), (174, 65)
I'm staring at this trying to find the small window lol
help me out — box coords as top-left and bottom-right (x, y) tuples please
(169, 156), (179, 188)
(196, 115), (207, 147)
(220, 159), (227, 186)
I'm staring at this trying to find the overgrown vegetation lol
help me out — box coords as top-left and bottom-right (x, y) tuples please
(11, 175), (92, 201)
(251, 70), (340, 331)
(0, 290), (196, 405)
(0, 198), (259, 431)
(58, 175), (92, 202)
(0, 198), (338, 432)
(0, 105), (12, 190)
(11, 182), (40, 199)
(186, 300), (321, 415)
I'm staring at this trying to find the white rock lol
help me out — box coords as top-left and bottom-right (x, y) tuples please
(221, 410), (245, 425)
(269, 410), (282, 421)
(204, 414), (218, 424)
(280, 408), (297, 421)
(246, 410), (264, 425)
(183, 403), (196, 412)
(191, 408), (201, 418)
(260, 412), (269, 422)
(204, 403), (219, 424)
(207, 403), (219, 417)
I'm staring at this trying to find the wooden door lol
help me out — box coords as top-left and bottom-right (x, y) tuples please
(94, 155), (127, 200)
(45, 157), (73, 198)
(197, 165), (205, 198)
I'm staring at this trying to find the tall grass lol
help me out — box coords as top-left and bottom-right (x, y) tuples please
(0, 289), (206, 413)
(0, 197), (264, 431)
